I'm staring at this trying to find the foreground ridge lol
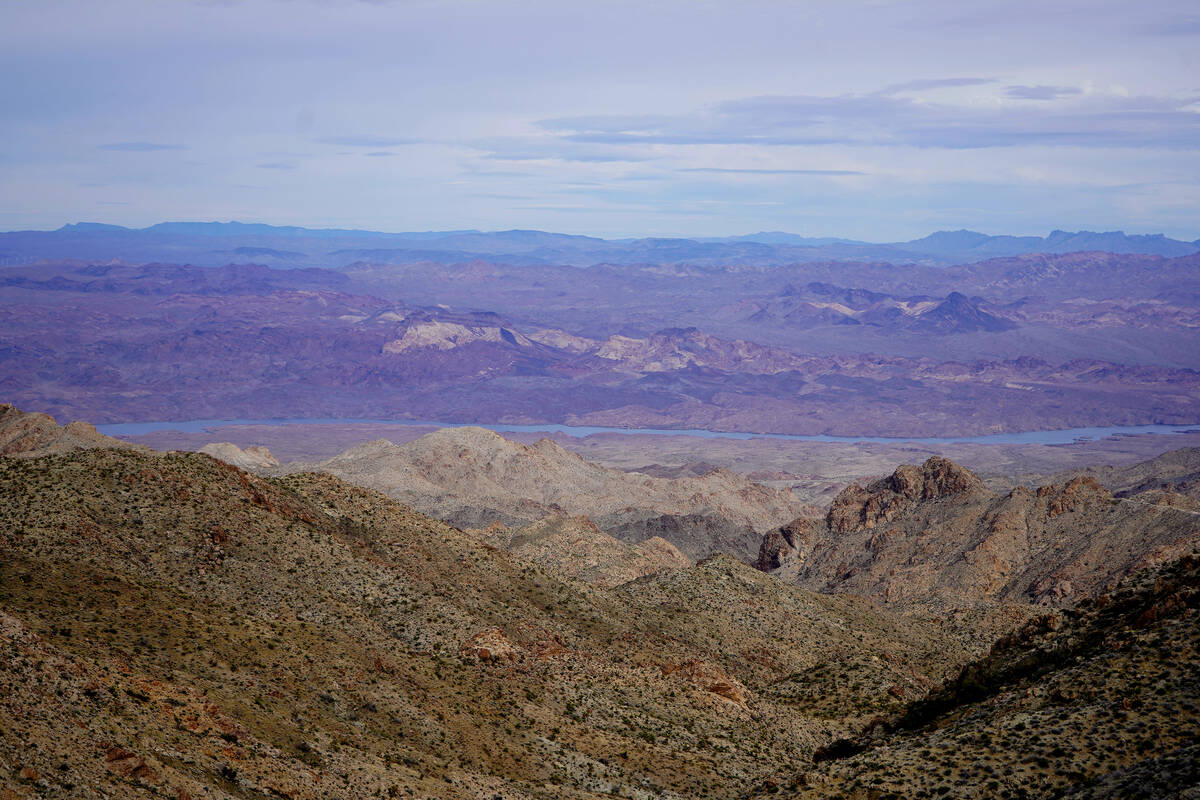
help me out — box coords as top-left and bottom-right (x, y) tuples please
(0, 444), (975, 799)
(761, 551), (1200, 798)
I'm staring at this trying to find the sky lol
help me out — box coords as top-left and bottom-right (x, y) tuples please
(1, 0), (1198, 241)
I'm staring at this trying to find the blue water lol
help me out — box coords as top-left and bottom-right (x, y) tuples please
(95, 417), (1200, 446)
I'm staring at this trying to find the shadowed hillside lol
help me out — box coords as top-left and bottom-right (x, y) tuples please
(758, 551), (1200, 799)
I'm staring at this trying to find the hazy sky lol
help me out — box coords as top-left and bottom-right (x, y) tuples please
(2, 0), (1198, 239)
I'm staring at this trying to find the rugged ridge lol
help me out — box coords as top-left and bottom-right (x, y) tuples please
(762, 551), (1200, 799)
(1054, 446), (1200, 506)
(759, 456), (1200, 609)
(1, 444), (981, 799)
(284, 426), (813, 561)
(0, 403), (139, 458)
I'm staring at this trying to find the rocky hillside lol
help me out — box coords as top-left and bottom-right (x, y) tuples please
(1, 446), (979, 799)
(759, 551), (1200, 799)
(1056, 446), (1200, 507)
(282, 426), (812, 562)
(469, 516), (692, 589)
(0, 403), (139, 458)
(758, 456), (1200, 610)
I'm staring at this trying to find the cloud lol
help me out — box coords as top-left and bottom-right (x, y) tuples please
(466, 134), (656, 164)
(1140, 15), (1200, 36)
(880, 77), (996, 94)
(97, 141), (185, 151)
(315, 136), (418, 147)
(482, 149), (649, 163)
(541, 86), (1200, 150)
(364, 151), (394, 157)
(679, 167), (865, 175)
(257, 161), (297, 170)
(1005, 85), (1084, 100)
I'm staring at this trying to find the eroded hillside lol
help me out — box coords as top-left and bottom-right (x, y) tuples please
(759, 456), (1200, 610)
(760, 552), (1200, 799)
(1, 446), (978, 799)
(280, 426), (812, 562)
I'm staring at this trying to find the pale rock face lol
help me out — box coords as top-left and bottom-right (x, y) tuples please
(382, 320), (532, 353)
(199, 442), (280, 470)
(526, 328), (596, 353)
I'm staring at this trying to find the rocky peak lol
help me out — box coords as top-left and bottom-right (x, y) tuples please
(827, 457), (987, 533)
(1036, 474), (1112, 518)
(881, 456), (987, 500)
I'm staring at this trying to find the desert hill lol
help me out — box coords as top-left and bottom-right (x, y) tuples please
(1054, 446), (1200, 507)
(759, 456), (1200, 610)
(1, 445), (979, 799)
(0, 402), (139, 458)
(762, 551), (1200, 799)
(469, 516), (692, 589)
(282, 426), (812, 561)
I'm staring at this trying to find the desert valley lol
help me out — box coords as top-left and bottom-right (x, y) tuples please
(4, 0), (1200, 796)
(3, 224), (1200, 799)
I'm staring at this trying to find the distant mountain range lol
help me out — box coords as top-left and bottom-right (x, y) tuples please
(1, 221), (1196, 268)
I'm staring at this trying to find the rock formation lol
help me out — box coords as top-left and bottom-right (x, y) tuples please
(0, 403), (139, 457)
(199, 441), (281, 470)
(759, 456), (1200, 610)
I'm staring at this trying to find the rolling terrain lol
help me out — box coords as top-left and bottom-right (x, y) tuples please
(3, 407), (1198, 798)
(1, 416), (986, 799)
(4, 254), (1200, 436)
(274, 426), (811, 562)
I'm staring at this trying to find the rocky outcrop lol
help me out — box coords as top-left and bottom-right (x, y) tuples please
(198, 442), (280, 471)
(0, 403), (138, 458)
(460, 628), (520, 663)
(661, 659), (749, 707)
(759, 456), (1200, 610)
(828, 456), (986, 533)
(755, 516), (821, 572)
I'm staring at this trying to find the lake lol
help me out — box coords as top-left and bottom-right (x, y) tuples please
(96, 418), (1200, 446)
